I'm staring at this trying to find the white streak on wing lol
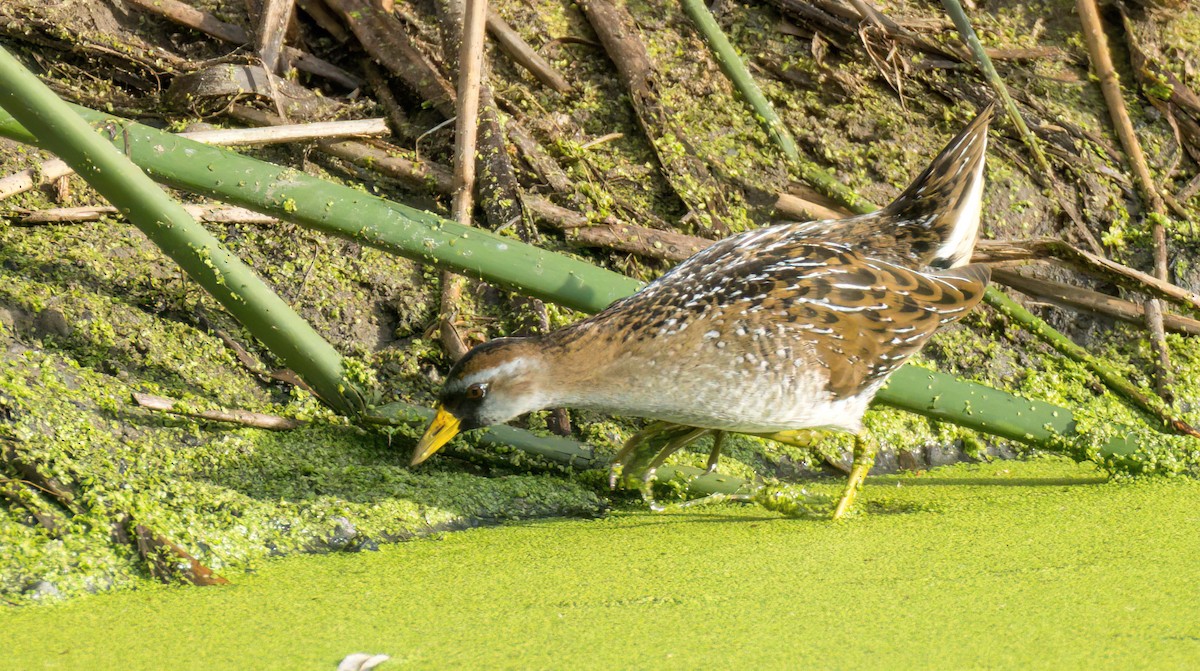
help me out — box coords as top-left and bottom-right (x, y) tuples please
(795, 297), (889, 313)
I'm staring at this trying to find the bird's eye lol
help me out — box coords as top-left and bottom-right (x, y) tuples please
(465, 383), (488, 400)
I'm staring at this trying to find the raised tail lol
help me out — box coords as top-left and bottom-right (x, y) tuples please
(883, 101), (995, 269)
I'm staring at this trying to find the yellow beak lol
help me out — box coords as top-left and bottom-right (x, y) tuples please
(410, 406), (461, 466)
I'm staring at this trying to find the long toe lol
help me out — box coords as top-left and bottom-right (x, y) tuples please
(639, 468), (665, 512)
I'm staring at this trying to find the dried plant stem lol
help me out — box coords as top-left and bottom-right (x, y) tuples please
(254, 0), (295, 75)
(1076, 0), (1175, 400)
(975, 238), (1200, 313)
(131, 392), (303, 430)
(440, 0), (491, 361)
(363, 63), (417, 139)
(486, 11), (572, 93)
(295, 0), (349, 41)
(993, 269), (1200, 337)
(10, 204), (278, 225)
(524, 195), (710, 261)
(774, 193), (851, 221)
(227, 106), (454, 193)
(0, 118), (392, 202)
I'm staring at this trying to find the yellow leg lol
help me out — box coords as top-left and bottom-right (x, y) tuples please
(609, 422), (673, 489)
(639, 428), (711, 511)
(832, 434), (877, 520)
(705, 431), (726, 473)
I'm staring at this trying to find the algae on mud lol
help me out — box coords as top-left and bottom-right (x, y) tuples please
(2, 459), (1199, 670)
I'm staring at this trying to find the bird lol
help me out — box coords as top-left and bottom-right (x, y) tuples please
(411, 103), (995, 519)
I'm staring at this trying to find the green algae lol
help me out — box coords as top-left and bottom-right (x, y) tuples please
(0, 346), (604, 604)
(0, 151), (604, 604)
(4, 458), (1200, 669)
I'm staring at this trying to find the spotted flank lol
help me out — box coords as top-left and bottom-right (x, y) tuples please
(417, 103), (997, 466)
(555, 228), (990, 430)
(537, 103), (996, 431)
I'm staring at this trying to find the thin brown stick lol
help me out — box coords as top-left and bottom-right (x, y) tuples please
(440, 0), (491, 361)
(525, 194), (710, 261)
(508, 122), (573, 193)
(486, 11), (573, 94)
(993, 269), (1200, 336)
(131, 392), (303, 431)
(1180, 172), (1200, 204)
(0, 119), (392, 202)
(1077, 0), (1174, 399)
(975, 239), (1200, 314)
(774, 193), (850, 221)
(227, 106), (454, 193)
(124, 0), (245, 43)
(122, 0), (360, 88)
(363, 63), (417, 139)
(475, 88), (537, 242)
(1, 442), (79, 514)
(0, 476), (64, 535)
(295, 0), (349, 42)
(10, 205), (279, 225)
(133, 523), (230, 586)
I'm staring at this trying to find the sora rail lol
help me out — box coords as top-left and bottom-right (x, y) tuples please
(412, 103), (995, 519)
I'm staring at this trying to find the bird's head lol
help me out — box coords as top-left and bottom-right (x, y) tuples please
(410, 337), (550, 466)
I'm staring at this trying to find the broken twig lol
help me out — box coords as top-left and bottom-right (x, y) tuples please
(1077, 0), (1175, 399)
(440, 0), (491, 361)
(131, 392), (303, 431)
(993, 269), (1200, 337)
(486, 11), (573, 94)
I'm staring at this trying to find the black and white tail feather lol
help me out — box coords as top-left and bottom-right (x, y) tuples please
(809, 102), (995, 271)
(882, 101), (995, 269)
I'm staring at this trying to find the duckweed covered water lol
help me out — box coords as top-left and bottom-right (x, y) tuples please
(4, 458), (1199, 670)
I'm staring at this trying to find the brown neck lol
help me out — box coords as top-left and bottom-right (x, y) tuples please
(528, 314), (633, 409)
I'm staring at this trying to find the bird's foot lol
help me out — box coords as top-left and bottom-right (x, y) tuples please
(831, 434), (877, 521)
(704, 431), (726, 474)
(638, 468), (666, 512)
(607, 463), (624, 490)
